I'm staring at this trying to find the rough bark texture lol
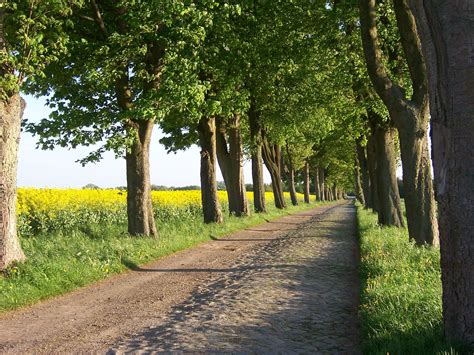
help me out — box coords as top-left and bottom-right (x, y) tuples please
(303, 161), (311, 204)
(262, 135), (286, 209)
(366, 134), (379, 213)
(359, 0), (439, 246)
(198, 117), (224, 224)
(126, 120), (157, 237)
(373, 125), (405, 227)
(216, 116), (249, 217)
(356, 141), (371, 208)
(0, 94), (26, 269)
(409, 0), (474, 345)
(248, 100), (266, 213)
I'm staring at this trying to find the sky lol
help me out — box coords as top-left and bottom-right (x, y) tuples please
(18, 95), (271, 188)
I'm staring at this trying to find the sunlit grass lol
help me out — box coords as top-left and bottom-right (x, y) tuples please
(357, 204), (465, 354)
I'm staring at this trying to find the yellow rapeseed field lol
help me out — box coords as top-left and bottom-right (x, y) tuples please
(16, 188), (297, 235)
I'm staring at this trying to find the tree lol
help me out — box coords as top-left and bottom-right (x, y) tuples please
(0, 0), (80, 268)
(27, 1), (213, 236)
(359, 0), (438, 245)
(409, 0), (474, 346)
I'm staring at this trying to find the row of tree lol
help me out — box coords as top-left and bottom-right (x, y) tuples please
(0, 0), (472, 348)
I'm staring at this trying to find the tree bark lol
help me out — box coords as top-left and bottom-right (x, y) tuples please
(285, 144), (298, 206)
(303, 161), (311, 204)
(359, 0), (439, 245)
(314, 167), (321, 202)
(262, 135), (286, 209)
(409, 0), (474, 345)
(356, 140), (371, 208)
(198, 117), (223, 224)
(216, 116), (249, 217)
(248, 99), (266, 213)
(126, 120), (157, 236)
(373, 125), (405, 227)
(0, 94), (26, 269)
(287, 166), (298, 206)
(354, 154), (365, 205)
(366, 133), (379, 213)
(318, 168), (326, 202)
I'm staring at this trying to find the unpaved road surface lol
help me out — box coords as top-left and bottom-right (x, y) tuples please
(0, 202), (359, 354)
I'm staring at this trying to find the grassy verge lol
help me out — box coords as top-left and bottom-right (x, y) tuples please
(357, 204), (463, 354)
(0, 199), (324, 313)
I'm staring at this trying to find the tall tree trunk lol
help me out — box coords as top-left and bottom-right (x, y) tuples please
(262, 136), (286, 209)
(318, 168), (326, 202)
(248, 99), (266, 213)
(126, 120), (157, 236)
(314, 167), (321, 202)
(303, 161), (311, 204)
(373, 125), (405, 227)
(356, 140), (371, 208)
(410, 0), (474, 345)
(366, 133), (379, 213)
(287, 165), (298, 206)
(198, 117), (223, 224)
(332, 184), (338, 201)
(359, 0), (438, 245)
(285, 144), (298, 206)
(354, 154), (365, 205)
(396, 106), (438, 244)
(216, 116), (248, 217)
(0, 94), (26, 269)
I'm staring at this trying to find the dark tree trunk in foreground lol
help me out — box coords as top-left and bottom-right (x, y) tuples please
(303, 161), (311, 203)
(198, 117), (223, 224)
(314, 168), (321, 201)
(126, 120), (157, 236)
(410, 0), (474, 345)
(216, 116), (249, 217)
(360, 0), (438, 245)
(249, 100), (266, 213)
(356, 140), (371, 208)
(0, 94), (26, 269)
(373, 125), (405, 227)
(262, 135), (286, 209)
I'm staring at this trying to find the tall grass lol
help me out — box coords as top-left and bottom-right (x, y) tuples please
(357, 205), (464, 354)
(0, 199), (319, 313)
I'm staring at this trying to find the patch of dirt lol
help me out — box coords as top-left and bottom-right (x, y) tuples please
(0, 202), (359, 354)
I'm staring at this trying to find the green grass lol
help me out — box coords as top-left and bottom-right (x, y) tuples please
(357, 204), (465, 354)
(0, 199), (324, 313)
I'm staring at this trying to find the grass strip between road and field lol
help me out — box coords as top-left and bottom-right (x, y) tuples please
(0, 199), (326, 313)
(356, 204), (467, 354)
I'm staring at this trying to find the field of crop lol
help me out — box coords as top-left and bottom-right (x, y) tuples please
(16, 188), (286, 236)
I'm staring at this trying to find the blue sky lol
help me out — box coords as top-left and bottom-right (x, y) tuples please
(19, 95), (269, 188)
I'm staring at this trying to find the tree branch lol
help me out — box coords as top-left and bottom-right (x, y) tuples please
(90, 0), (108, 38)
(359, 0), (404, 109)
(393, 0), (428, 106)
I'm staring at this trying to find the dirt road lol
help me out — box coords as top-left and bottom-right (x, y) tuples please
(0, 202), (359, 353)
